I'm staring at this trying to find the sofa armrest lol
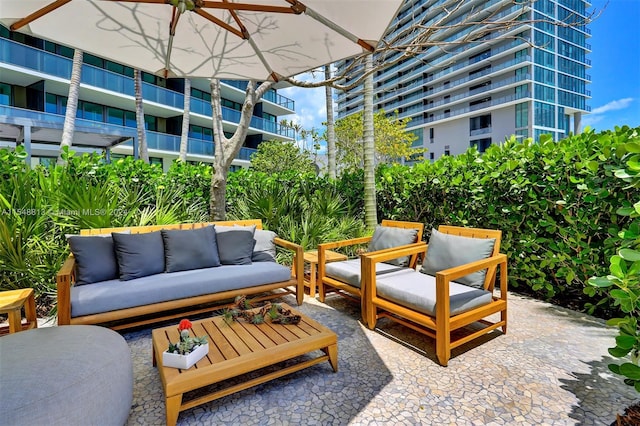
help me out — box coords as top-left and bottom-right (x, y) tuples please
(274, 237), (304, 305)
(56, 256), (76, 325)
(436, 253), (508, 296)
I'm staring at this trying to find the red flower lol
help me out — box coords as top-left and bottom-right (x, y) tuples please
(178, 319), (192, 331)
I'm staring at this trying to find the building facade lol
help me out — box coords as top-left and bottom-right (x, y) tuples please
(335, 0), (591, 161)
(0, 28), (296, 170)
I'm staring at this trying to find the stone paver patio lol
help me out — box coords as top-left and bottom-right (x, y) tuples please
(123, 292), (638, 425)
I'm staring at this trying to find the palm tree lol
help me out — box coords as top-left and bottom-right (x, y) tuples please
(325, 65), (337, 179)
(362, 54), (377, 229)
(58, 49), (83, 165)
(134, 69), (149, 163)
(178, 78), (191, 162)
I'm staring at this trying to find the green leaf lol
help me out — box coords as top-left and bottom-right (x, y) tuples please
(625, 142), (640, 153)
(610, 347), (632, 357)
(620, 249), (640, 262)
(586, 160), (599, 172)
(620, 363), (640, 379)
(616, 335), (637, 350)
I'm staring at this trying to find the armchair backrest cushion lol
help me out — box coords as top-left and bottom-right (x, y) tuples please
(368, 225), (419, 266)
(420, 228), (496, 288)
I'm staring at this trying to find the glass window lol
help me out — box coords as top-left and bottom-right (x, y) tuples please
(515, 84), (529, 98)
(83, 53), (103, 68)
(515, 102), (529, 128)
(534, 12), (555, 35)
(535, 84), (555, 102)
(534, 0), (554, 16)
(144, 115), (157, 132)
(534, 66), (555, 85)
(534, 102), (555, 127)
(82, 101), (104, 122)
(534, 49), (555, 68)
(107, 108), (124, 126)
(471, 138), (492, 153)
(0, 83), (11, 106)
(125, 111), (136, 128)
(534, 30), (555, 52)
(515, 129), (529, 140)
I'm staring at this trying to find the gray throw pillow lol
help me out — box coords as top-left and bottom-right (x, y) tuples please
(112, 231), (165, 280)
(67, 235), (119, 285)
(215, 227), (255, 265)
(367, 225), (419, 266)
(253, 229), (277, 262)
(420, 228), (496, 289)
(161, 226), (220, 272)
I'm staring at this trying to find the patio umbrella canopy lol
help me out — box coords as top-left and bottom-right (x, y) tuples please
(1, 0), (403, 80)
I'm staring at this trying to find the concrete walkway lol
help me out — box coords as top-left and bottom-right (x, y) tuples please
(124, 292), (638, 425)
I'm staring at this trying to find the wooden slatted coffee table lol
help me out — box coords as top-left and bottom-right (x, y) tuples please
(152, 304), (338, 426)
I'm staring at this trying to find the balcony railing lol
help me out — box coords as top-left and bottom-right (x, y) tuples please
(0, 105), (257, 160)
(0, 38), (294, 138)
(221, 80), (295, 110)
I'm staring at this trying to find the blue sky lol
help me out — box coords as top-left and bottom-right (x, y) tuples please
(280, 0), (640, 136)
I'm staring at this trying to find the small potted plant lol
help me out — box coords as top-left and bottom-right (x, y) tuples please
(162, 319), (209, 369)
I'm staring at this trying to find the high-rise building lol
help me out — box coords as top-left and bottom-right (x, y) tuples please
(0, 28), (296, 169)
(335, 0), (591, 161)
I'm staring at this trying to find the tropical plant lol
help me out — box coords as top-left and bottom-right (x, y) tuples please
(249, 140), (317, 175)
(587, 126), (640, 391)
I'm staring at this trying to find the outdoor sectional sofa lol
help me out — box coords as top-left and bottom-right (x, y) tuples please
(56, 219), (303, 329)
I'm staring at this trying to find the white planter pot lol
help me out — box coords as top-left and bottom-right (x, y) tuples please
(162, 343), (209, 370)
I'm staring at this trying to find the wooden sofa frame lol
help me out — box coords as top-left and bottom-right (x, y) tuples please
(317, 219), (424, 320)
(362, 225), (508, 366)
(56, 219), (304, 330)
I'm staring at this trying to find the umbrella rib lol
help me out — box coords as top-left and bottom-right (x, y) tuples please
(283, 0), (376, 52)
(200, 2), (297, 14)
(194, 9), (245, 39)
(10, 0), (71, 31)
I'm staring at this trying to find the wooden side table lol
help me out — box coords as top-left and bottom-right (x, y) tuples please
(0, 288), (38, 334)
(303, 249), (348, 298)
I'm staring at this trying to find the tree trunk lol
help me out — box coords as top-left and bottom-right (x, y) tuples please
(325, 65), (337, 178)
(363, 54), (378, 229)
(208, 79), (274, 220)
(179, 78), (191, 162)
(134, 69), (149, 163)
(57, 49), (83, 165)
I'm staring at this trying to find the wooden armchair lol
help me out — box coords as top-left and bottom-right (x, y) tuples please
(362, 225), (507, 366)
(317, 219), (424, 320)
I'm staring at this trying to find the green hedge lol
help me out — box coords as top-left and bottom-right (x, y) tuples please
(1, 126), (638, 318)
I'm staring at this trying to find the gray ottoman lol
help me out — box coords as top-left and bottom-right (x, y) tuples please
(0, 325), (133, 426)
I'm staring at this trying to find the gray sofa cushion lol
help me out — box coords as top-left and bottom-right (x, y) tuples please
(70, 262), (292, 317)
(325, 259), (406, 289)
(368, 225), (419, 266)
(112, 231), (165, 280)
(68, 235), (119, 285)
(376, 268), (493, 317)
(253, 229), (277, 262)
(421, 228), (496, 289)
(162, 226), (220, 272)
(215, 227), (255, 265)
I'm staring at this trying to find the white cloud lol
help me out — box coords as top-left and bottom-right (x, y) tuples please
(590, 98), (634, 115)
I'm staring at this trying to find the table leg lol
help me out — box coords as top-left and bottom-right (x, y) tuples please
(25, 291), (37, 329)
(7, 309), (22, 333)
(309, 263), (317, 298)
(165, 394), (182, 426)
(327, 343), (338, 372)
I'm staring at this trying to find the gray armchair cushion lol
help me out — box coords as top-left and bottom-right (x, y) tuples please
(215, 227), (255, 265)
(112, 231), (165, 280)
(376, 268), (493, 317)
(325, 259), (407, 289)
(367, 225), (419, 266)
(420, 228), (496, 289)
(161, 226), (220, 272)
(253, 229), (277, 262)
(67, 235), (119, 285)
